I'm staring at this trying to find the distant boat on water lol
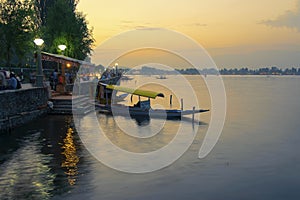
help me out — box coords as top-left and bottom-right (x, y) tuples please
(156, 75), (167, 79)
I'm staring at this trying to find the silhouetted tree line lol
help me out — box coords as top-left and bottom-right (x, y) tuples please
(124, 66), (300, 75)
(219, 67), (300, 75)
(177, 66), (300, 75)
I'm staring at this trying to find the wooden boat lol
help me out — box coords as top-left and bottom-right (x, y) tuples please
(96, 83), (209, 120)
(156, 75), (167, 79)
(98, 104), (209, 120)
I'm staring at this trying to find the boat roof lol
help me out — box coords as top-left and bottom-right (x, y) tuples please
(105, 84), (165, 99)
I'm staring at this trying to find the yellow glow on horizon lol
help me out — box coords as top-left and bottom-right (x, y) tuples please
(77, 0), (300, 67)
(111, 49), (194, 69)
(78, 0), (296, 44)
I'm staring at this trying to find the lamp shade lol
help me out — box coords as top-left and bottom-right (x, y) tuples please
(58, 44), (67, 51)
(34, 38), (44, 46)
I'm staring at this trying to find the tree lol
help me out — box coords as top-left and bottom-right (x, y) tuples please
(34, 0), (78, 26)
(42, 0), (94, 60)
(0, 0), (38, 68)
(34, 0), (52, 26)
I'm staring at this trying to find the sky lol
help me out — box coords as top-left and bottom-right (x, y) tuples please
(77, 0), (300, 68)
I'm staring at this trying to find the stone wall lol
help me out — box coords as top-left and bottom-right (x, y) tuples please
(0, 87), (49, 131)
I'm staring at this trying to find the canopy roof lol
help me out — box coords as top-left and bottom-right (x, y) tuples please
(41, 51), (94, 68)
(106, 84), (165, 99)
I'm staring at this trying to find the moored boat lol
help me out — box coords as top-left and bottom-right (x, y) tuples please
(96, 83), (209, 120)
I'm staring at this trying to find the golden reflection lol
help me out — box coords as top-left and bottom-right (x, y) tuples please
(61, 127), (79, 186)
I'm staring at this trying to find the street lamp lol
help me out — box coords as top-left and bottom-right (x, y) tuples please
(58, 44), (67, 86)
(115, 63), (118, 74)
(57, 44), (67, 71)
(56, 44), (66, 73)
(58, 44), (67, 52)
(34, 38), (44, 46)
(34, 38), (44, 87)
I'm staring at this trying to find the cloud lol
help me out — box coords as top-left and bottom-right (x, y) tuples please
(121, 20), (134, 24)
(134, 26), (162, 31)
(192, 23), (207, 27)
(176, 22), (207, 28)
(260, 0), (300, 31)
(120, 21), (156, 30)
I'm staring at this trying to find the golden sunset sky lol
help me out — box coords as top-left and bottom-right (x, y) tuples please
(77, 0), (300, 68)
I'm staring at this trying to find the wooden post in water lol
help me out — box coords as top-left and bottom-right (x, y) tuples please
(170, 95), (173, 106)
(105, 88), (108, 106)
(192, 106), (195, 123)
(181, 98), (183, 110)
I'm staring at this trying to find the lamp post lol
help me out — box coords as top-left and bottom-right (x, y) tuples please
(58, 44), (66, 52)
(34, 38), (44, 87)
(58, 44), (67, 85)
(57, 44), (66, 71)
(115, 63), (118, 74)
(57, 45), (66, 71)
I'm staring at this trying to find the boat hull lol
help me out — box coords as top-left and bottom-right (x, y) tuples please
(96, 104), (209, 120)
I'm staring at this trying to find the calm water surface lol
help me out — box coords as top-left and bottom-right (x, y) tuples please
(0, 76), (300, 200)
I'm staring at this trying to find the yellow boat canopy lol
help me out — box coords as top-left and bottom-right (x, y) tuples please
(106, 85), (165, 99)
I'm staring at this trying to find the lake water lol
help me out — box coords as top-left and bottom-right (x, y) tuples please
(0, 75), (300, 200)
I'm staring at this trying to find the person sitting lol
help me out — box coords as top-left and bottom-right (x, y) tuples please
(0, 71), (7, 90)
(8, 72), (17, 89)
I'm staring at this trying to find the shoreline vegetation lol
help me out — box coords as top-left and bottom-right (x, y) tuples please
(124, 66), (300, 76)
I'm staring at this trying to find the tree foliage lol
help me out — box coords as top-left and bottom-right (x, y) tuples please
(34, 0), (53, 26)
(0, 0), (38, 67)
(34, 0), (79, 26)
(0, 0), (94, 67)
(41, 0), (94, 60)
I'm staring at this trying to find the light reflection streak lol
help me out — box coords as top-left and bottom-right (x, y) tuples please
(61, 127), (79, 186)
(0, 133), (55, 199)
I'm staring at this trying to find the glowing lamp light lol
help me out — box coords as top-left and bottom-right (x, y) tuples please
(34, 38), (44, 87)
(34, 38), (44, 46)
(66, 63), (71, 68)
(58, 44), (67, 51)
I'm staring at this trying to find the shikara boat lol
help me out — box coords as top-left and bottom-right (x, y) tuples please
(96, 83), (209, 120)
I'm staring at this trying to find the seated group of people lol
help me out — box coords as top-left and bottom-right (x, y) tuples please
(0, 71), (21, 90)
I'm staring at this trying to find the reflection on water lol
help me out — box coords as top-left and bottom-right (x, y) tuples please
(95, 113), (186, 153)
(0, 115), (82, 199)
(130, 114), (150, 126)
(0, 76), (300, 200)
(0, 133), (55, 200)
(61, 127), (79, 186)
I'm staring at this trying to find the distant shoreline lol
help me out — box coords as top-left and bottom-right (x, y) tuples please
(124, 66), (300, 76)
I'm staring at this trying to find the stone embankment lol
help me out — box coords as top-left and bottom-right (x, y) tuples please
(0, 86), (49, 132)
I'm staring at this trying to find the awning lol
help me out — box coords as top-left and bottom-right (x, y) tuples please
(106, 85), (165, 99)
(41, 51), (95, 68)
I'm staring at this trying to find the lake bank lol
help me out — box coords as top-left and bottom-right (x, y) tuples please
(0, 85), (49, 132)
